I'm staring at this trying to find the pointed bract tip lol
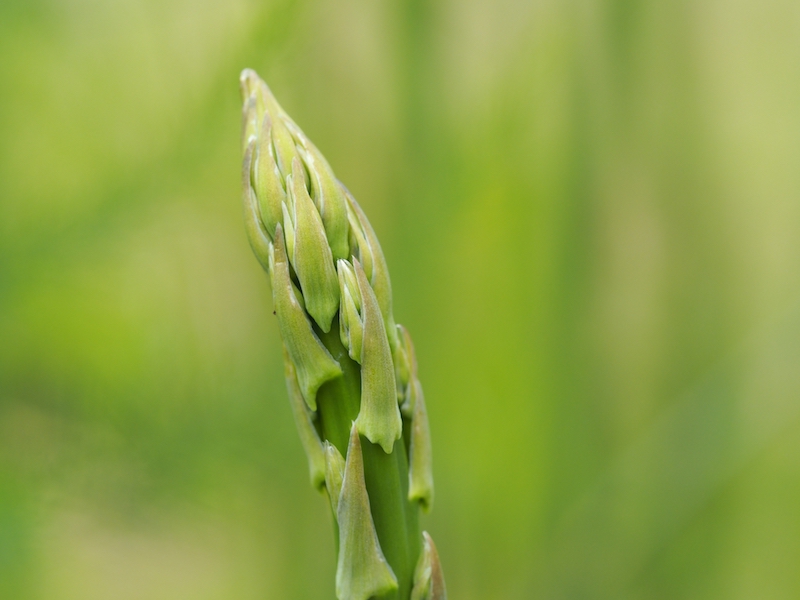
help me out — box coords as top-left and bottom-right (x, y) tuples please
(241, 140), (271, 271)
(271, 223), (342, 409)
(337, 259), (364, 362)
(252, 111), (286, 238)
(408, 379), (434, 511)
(336, 423), (398, 600)
(324, 441), (346, 515)
(396, 324), (419, 413)
(288, 154), (340, 332)
(239, 68), (259, 101)
(353, 261), (402, 453)
(411, 532), (447, 600)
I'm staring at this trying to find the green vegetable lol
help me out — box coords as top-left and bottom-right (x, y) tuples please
(240, 69), (446, 600)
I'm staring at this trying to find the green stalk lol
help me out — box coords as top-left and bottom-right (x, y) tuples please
(239, 69), (445, 600)
(317, 320), (421, 599)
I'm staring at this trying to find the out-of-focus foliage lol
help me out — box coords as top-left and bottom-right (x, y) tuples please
(1, 0), (799, 598)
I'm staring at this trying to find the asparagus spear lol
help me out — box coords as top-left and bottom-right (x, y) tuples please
(240, 69), (445, 600)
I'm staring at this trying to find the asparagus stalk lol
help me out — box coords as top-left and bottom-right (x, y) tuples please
(240, 69), (446, 600)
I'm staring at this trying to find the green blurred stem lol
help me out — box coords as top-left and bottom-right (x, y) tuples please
(316, 317), (421, 600)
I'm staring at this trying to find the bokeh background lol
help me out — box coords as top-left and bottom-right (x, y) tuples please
(2, 0), (800, 598)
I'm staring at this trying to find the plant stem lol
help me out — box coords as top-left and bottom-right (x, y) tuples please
(317, 319), (421, 599)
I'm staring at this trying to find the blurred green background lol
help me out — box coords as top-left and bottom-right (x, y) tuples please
(2, 0), (800, 598)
